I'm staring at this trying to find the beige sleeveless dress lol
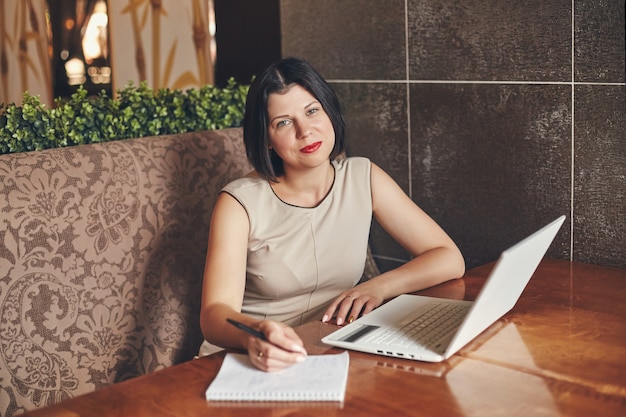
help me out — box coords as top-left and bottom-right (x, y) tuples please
(198, 157), (372, 355)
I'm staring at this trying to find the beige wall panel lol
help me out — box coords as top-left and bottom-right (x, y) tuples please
(107, 0), (213, 92)
(0, 0), (52, 106)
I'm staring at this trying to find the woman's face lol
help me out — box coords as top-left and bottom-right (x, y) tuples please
(266, 84), (335, 174)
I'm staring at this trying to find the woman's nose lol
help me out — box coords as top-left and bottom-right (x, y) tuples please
(294, 119), (311, 139)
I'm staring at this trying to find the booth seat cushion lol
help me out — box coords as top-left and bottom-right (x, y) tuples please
(0, 128), (251, 415)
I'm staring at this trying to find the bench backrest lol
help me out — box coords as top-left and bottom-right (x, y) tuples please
(0, 128), (251, 415)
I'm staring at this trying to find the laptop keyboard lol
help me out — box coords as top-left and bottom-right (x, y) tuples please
(370, 302), (470, 349)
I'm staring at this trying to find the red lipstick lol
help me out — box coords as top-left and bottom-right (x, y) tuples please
(300, 141), (322, 153)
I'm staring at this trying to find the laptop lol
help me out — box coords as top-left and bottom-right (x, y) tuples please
(322, 215), (565, 362)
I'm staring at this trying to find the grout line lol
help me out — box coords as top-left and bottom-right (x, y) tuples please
(570, 82), (626, 86)
(405, 0), (412, 199)
(570, 0), (575, 262)
(327, 79), (625, 86)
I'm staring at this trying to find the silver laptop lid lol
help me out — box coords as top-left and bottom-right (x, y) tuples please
(444, 215), (565, 357)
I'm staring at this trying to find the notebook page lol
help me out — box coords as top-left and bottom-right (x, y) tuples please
(205, 351), (349, 402)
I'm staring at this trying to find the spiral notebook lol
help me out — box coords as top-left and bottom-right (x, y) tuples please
(205, 351), (349, 402)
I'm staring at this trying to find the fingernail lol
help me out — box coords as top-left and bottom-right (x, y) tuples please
(336, 317), (343, 326)
(322, 315), (329, 323)
(296, 355), (306, 363)
(292, 344), (306, 354)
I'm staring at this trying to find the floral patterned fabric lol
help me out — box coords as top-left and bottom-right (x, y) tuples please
(0, 128), (252, 416)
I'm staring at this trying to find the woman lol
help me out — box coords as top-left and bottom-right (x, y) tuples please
(199, 57), (465, 371)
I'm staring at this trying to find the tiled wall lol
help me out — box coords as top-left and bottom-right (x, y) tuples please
(280, 0), (625, 270)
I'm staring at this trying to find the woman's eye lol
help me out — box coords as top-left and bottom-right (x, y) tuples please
(276, 119), (290, 128)
(307, 108), (319, 116)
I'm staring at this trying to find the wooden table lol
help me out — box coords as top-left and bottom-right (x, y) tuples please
(19, 259), (626, 417)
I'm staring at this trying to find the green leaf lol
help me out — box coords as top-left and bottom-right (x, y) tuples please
(0, 80), (249, 155)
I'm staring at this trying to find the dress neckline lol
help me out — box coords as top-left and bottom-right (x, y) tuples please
(268, 161), (337, 209)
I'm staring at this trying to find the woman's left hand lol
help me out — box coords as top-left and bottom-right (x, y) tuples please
(321, 286), (383, 325)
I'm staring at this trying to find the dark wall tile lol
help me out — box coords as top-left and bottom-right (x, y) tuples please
(279, 0), (625, 271)
(574, 86), (626, 269)
(280, 0), (406, 80)
(407, 0), (572, 81)
(333, 83), (409, 188)
(332, 82), (411, 261)
(410, 84), (572, 268)
(372, 257), (406, 275)
(575, 0), (626, 83)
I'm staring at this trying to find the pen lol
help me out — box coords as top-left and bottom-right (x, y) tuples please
(226, 318), (267, 341)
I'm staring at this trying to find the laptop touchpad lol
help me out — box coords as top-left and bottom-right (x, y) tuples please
(336, 324), (380, 343)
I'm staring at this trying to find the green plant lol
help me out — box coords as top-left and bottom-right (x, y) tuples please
(0, 79), (249, 155)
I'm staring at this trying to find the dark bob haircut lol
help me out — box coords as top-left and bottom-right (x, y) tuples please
(243, 57), (346, 182)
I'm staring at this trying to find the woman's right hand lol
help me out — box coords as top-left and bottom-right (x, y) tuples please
(247, 320), (308, 372)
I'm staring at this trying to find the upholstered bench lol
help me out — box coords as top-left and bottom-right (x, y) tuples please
(0, 128), (253, 415)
